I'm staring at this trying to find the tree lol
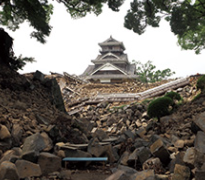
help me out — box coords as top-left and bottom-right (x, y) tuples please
(0, 0), (53, 43)
(0, 28), (35, 70)
(1, 1), (205, 53)
(0, 0), (124, 43)
(124, 0), (205, 54)
(133, 60), (175, 83)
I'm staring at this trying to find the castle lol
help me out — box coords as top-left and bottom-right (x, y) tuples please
(80, 36), (138, 83)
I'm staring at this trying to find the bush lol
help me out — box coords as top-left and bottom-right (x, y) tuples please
(147, 97), (173, 121)
(164, 91), (182, 101)
(197, 75), (205, 93)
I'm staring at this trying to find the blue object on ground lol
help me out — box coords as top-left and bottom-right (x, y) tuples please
(63, 157), (108, 162)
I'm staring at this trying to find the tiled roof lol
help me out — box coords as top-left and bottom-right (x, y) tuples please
(101, 36), (119, 44)
(80, 63), (137, 78)
(93, 54), (128, 61)
(80, 65), (95, 77)
(85, 74), (138, 80)
(98, 36), (125, 50)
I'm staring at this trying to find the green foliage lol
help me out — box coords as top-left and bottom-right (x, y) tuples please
(0, 0), (124, 43)
(1, 0), (205, 53)
(147, 91), (183, 121)
(164, 91), (182, 101)
(0, 0), (53, 43)
(9, 55), (35, 71)
(197, 75), (205, 93)
(133, 60), (175, 83)
(0, 28), (35, 71)
(124, 0), (205, 54)
(164, 91), (183, 107)
(147, 96), (173, 121)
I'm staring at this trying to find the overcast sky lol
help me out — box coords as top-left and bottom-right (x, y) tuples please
(5, 0), (205, 78)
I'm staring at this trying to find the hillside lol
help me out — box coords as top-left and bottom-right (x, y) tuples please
(0, 66), (204, 180)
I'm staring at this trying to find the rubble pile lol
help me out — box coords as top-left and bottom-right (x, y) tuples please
(0, 66), (204, 180)
(57, 72), (171, 110)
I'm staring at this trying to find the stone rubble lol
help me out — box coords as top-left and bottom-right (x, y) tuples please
(0, 66), (204, 179)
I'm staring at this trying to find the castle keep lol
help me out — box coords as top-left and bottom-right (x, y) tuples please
(81, 36), (138, 83)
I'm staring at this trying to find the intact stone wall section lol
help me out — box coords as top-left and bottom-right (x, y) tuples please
(51, 78), (66, 112)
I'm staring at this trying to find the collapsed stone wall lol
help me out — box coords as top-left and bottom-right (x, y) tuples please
(0, 67), (204, 180)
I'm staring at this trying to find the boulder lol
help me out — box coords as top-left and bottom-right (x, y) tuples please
(93, 129), (109, 141)
(195, 164), (205, 180)
(63, 148), (91, 158)
(133, 138), (149, 149)
(143, 157), (165, 174)
(117, 165), (137, 174)
(124, 129), (135, 140)
(105, 170), (125, 180)
(136, 127), (146, 138)
(183, 147), (196, 168)
(172, 164), (190, 180)
(0, 161), (19, 180)
(169, 152), (186, 173)
(133, 169), (155, 180)
(160, 116), (172, 128)
(137, 147), (152, 165)
(0, 148), (22, 165)
(50, 78), (66, 112)
(0, 136), (12, 152)
(88, 138), (116, 163)
(194, 131), (205, 154)
(127, 149), (138, 167)
(11, 124), (23, 146)
(21, 133), (46, 162)
(40, 132), (53, 151)
(37, 152), (61, 175)
(150, 138), (170, 165)
(107, 165), (137, 180)
(119, 151), (130, 166)
(33, 70), (45, 82)
(58, 169), (72, 180)
(128, 147), (151, 167)
(155, 174), (170, 180)
(21, 150), (38, 163)
(15, 159), (42, 178)
(69, 128), (89, 144)
(193, 112), (205, 133)
(0, 124), (11, 140)
(174, 139), (185, 149)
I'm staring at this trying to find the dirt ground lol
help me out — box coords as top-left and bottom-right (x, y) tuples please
(61, 163), (112, 180)
(70, 170), (111, 180)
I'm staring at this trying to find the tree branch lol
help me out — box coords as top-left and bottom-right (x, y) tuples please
(198, 0), (205, 9)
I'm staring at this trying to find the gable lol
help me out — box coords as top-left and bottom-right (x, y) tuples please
(102, 55), (118, 59)
(90, 63), (127, 76)
(100, 66), (116, 71)
(101, 52), (119, 60)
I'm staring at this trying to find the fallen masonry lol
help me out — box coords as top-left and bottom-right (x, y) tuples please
(0, 67), (204, 179)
